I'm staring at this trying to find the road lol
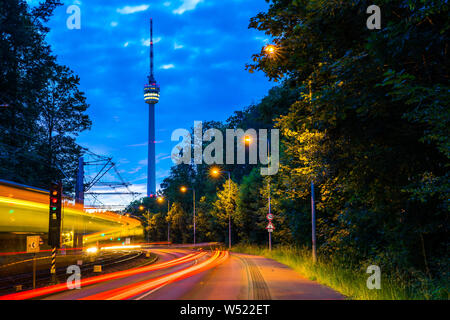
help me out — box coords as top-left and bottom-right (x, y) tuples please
(0, 248), (344, 300)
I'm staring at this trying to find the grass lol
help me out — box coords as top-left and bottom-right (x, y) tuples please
(231, 244), (447, 300)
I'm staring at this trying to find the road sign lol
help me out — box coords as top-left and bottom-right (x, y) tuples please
(93, 265), (102, 272)
(266, 222), (275, 231)
(266, 213), (273, 221)
(27, 236), (40, 289)
(125, 238), (131, 245)
(27, 236), (40, 253)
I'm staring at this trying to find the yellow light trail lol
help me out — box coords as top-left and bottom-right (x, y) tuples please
(0, 184), (143, 247)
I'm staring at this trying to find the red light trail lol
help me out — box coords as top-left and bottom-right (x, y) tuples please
(0, 251), (208, 300)
(81, 250), (229, 300)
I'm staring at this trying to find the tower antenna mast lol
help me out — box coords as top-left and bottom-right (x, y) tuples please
(150, 18), (154, 81)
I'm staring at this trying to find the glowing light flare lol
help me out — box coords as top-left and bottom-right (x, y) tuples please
(86, 247), (98, 254)
(210, 167), (221, 177)
(264, 44), (281, 59)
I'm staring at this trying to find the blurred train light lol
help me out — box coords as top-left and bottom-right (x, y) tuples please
(86, 247), (98, 254)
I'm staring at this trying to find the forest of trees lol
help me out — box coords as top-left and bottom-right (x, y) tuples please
(0, 0), (91, 192)
(126, 0), (448, 289)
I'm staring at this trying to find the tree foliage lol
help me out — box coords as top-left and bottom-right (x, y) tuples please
(0, 0), (91, 192)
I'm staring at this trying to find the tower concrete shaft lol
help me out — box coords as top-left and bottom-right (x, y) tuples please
(147, 104), (156, 196)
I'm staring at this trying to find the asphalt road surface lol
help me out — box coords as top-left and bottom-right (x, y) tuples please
(38, 248), (344, 300)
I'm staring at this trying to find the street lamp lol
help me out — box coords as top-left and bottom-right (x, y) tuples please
(156, 196), (170, 243)
(264, 44), (280, 59)
(139, 205), (150, 243)
(210, 167), (232, 249)
(180, 186), (196, 245)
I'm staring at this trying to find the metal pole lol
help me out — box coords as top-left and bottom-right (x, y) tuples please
(32, 253), (36, 289)
(75, 157), (84, 206)
(228, 172), (231, 250)
(167, 200), (170, 243)
(269, 232), (272, 251)
(268, 182), (272, 251)
(268, 138), (272, 251)
(50, 247), (57, 284)
(147, 209), (150, 244)
(311, 181), (317, 263)
(193, 189), (196, 245)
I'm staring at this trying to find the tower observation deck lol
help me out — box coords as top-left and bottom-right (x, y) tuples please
(144, 18), (159, 197)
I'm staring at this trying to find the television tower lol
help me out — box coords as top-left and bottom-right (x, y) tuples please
(144, 18), (160, 197)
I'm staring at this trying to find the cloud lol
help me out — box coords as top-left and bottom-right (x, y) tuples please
(110, 21), (118, 27)
(117, 5), (150, 15)
(127, 141), (148, 147)
(156, 153), (171, 164)
(156, 169), (170, 179)
(118, 158), (130, 164)
(174, 42), (184, 50)
(160, 64), (175, 70)
(128, 166), (142, 174)
(254, 36), (270, 44)
(173, 0), (203, 15)
(141, 37), (162, 47)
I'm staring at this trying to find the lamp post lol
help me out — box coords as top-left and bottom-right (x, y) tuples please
(308, 79), (317, 264)
(180, 186), (195, 245)
(157, 196), (170, 244)
(139, 205), (150, 244)
(211, 168), (232, 249)
(265, 138), (273, 251)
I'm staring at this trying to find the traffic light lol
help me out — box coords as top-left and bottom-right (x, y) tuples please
(48, 181), (62, 248)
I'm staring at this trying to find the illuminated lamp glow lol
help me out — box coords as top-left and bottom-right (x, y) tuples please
(86, 247), (98, 254)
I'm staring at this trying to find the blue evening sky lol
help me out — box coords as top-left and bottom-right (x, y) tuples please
(28, 0), (274, 207)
